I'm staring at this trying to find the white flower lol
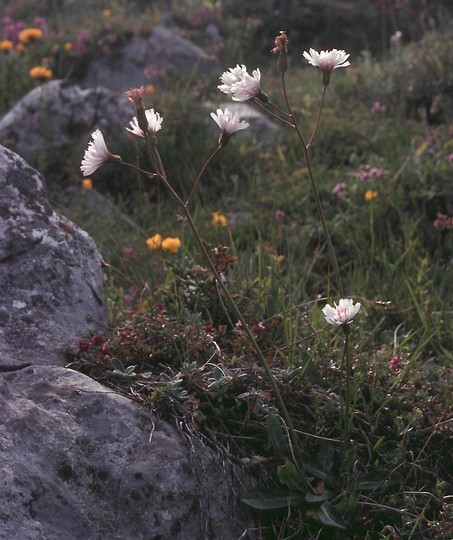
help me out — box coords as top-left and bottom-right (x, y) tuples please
(211, 108), (249, 135)
(218, 64), (263, 102)
(303, 48), (350, 85)
(322, 298), (361, 327)
(80, 129), (110, 176)
(126, 108), (163, 137)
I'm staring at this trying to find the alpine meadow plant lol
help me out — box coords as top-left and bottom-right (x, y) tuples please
(78, 30), (451, 537)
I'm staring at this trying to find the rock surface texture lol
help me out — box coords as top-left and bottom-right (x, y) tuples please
(82, 25), (221, 92)
(0, 145), (107, 366)
(0, 147), (254, 539)
(0, 366), (251, 540)
(0, 80), (133, 161)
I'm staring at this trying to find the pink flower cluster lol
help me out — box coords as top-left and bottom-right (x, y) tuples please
(356, 165), (386, 181)
(433, 213), (453, 230)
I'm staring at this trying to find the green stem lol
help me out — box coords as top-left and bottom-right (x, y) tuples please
(306, 84), (327, 149)
(150, 149), (304, 473)
(341, 329), (352, 457)
(185, 145), (222, 207)
(281, 72), (344, 297)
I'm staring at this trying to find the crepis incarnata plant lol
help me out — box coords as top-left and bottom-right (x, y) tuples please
(81, 32), (368, 531)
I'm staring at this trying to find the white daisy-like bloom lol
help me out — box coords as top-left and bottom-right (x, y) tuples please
(126, 108), (163, 137)
(303, 48), (350, 85)
(218, 64), (263, 102)
(211, 108), (249, 135)
(80, 129), (111, 176)
(322, 298), (361, 327)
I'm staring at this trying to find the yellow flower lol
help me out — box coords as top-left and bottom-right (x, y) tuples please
(29, 66), (53, 81)
(16, 43), (25, 54)
(102, 9), (112, 17)
(211, 211), (228, 227)
(364, 190), (379, 202)
(64, 42), (73, 51)
(0, 40), (14, 53)
(146, 234), (162, 251)
(19, 28), (43, 44)
(82, 178), (93, 191)
(145, 84), (155, 94)
(161, 236), (181, 254)
(52, 43), (60, 52)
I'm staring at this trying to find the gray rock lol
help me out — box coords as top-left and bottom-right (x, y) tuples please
(0, 145), (108, 366)
(83, 25), (221, 92)
(0, 79), (134, 161)
(0, 365), (253, 539)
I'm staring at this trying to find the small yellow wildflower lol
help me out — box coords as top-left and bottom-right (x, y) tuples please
(364, 190), (379, 202)
(64, 42), (73, 51)
(146, 234), (162, 251)
(161, 237), (181, 254)
(211, 211), (228, 227)
(82, 178), (93, 191)
(16, 43), (25, 54)
(145, 84), (155, 94)
(52, 43), (61, 52)
(102, 9), (112, 17)
(19, 28), (43, 44)
(0, 40), (14, 53)
(29, 66), (53, 81)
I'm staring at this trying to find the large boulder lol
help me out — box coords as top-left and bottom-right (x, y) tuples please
(0, 145), (108, 366)
(82, 25), (221, 92)
(0, 366), (252, 540)
(0, 147), (255, 538)
(0, 80), (133, 161)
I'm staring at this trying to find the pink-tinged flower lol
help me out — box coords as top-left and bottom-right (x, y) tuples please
(389, 353), (404, 371)
(322, 298), (361, 326)
(332, 182), (347, 197)
(211, 108), (249, 146)
(274, 209), (285, 220)
(127, 108), (163, 137)
(80, 129), (115, 176)
(303, 48), (350, 85)
(218, 64), (266, 102)
(371, 101), (386, 114)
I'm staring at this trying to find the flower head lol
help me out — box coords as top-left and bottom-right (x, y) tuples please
(29, 66), (53, 81)
(322, 298), (361, 327)
(146, 234), (162, 250)
(211, 211), (228, 227)
(82, 178), (93, 191)
(303, 48), (350, 86)
(161, 237), (181, 254)
(81, 129), (114, 176)
(364, 189), (379, 202)
(218, 64), (266, 102)
(127, 108), (163, 138)
(210, 108), (249, 146)
(0, 40), (14, 53)
(18, 27), (43, 44)
(271, 31), (288, 73)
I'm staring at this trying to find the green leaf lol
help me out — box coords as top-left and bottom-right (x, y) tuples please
(356, 470), (403, 491)
(277, 461), (305, 492)
(241, 488), (304, 510)
(305, 490), (334, 503)
(316, 501), (347, 529)
(111, 358), (125, 372)
(267, 414), (288, 453)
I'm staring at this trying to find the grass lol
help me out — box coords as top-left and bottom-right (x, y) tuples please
(2, 1), (453, 538)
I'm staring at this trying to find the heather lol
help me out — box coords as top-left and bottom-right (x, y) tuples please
(1, 1), (452, 538)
